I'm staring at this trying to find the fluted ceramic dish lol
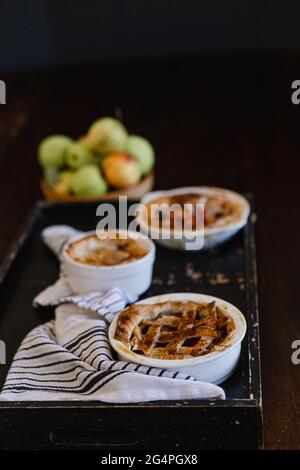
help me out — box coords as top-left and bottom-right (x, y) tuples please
(137, 186), (250, 250)
(109, 292), (247, 384)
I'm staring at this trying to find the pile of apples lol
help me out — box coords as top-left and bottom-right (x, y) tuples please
(38, 117), (155, 196)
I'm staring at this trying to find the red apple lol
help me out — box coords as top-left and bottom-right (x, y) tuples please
(102, 153), (141, 188)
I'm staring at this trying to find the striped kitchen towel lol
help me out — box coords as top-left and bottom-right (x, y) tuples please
(0, 225), (225, 401)
(0, 303), (225, 401)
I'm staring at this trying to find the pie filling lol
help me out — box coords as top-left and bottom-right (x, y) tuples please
(66, 233), (149, 267)
(114, 301), (235, 360)
(144, 192), (243, 231)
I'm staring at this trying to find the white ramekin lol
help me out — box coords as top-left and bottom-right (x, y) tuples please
(62, 229), (156, 297)
(137, 186), (250, 251)
(109, 292), (247, 384)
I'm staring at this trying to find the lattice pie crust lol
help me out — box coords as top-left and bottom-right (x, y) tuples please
(114, 301), (234, 360)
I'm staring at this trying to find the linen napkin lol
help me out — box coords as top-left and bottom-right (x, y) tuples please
(0, 225), (225, 402)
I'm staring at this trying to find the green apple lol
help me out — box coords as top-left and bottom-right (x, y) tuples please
(70, 165), (107, 196)
(77, 135), (91, 149)
(126, 135), (155, 175)
(77, 136), (104, 165)
(86, 117), (128, 154)
(65, 142), (97, 169)
(38, 135), (73, 168)
(53, 170), (73, 195)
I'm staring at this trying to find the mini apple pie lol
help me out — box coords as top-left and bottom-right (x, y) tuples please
(144, 192), (244, 231)
(114, 301), (235, 360)
(66, 233), (149, 267)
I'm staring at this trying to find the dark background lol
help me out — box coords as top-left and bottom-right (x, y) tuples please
(0, 0), (300, 450)
(1, 0), (300, 71)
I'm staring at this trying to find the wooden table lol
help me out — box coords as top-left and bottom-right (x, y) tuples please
(0, 56), (299, 449)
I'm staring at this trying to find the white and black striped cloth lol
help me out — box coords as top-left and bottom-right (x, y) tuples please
(0, 225), (225, 402)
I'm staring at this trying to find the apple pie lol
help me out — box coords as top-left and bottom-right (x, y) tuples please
(114, 301), (235, 360)
(66, 233), (149, 267)
(144, 192), (244, 231)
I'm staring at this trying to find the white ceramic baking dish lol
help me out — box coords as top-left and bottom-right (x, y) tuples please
(109, 292), (247, 384)
(137, 186), (250, 250)
(62, 229), (156, 297)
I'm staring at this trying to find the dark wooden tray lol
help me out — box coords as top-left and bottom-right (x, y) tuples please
(0, 199), (262, 450)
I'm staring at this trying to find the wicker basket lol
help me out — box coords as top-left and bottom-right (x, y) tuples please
(40, 171), (154, 202)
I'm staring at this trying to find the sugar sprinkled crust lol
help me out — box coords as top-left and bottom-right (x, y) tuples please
(145, 191), (244, 231)
(114, 301), (235, 360)
(66, 233), (149, 267)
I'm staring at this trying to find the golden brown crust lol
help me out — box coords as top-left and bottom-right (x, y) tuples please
(66, 233), (149, 267)
(145, 192), (243, 231)
(114, 301), (235, 359)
